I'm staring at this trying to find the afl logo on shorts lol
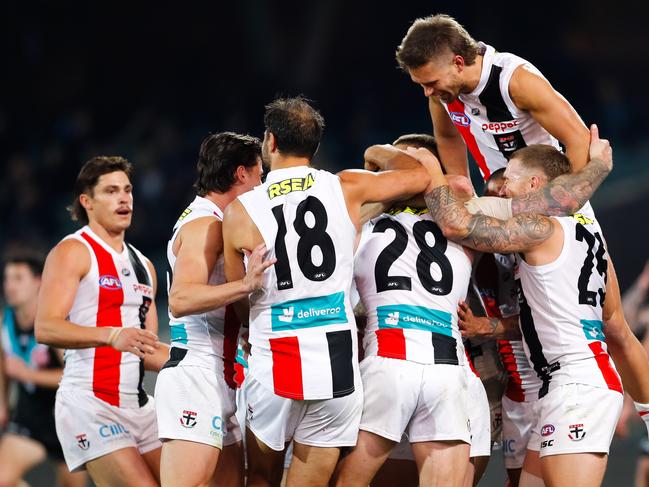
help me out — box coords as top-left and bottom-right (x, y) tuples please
(99, 275), (122, 290)
(449, 112), (470, 127)
(541, 424), (555, 437)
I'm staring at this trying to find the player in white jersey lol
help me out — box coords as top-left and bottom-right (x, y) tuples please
(156, 132), (275, 487)
(396, 14), (590, 181)
(36, 157), (167, 486)
(413, 132), (631, 486)
(337, 134), (471, 487)
(222, 97), (432, 487)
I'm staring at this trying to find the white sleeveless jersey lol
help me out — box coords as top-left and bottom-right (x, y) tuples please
(516, 203), (622, 399)
(165, 196), (240, 386)
(442, 43), (561, 180)
(237, 166), (358, 401)
(59, 226), (154, 408)
(354, 207), (470, 365)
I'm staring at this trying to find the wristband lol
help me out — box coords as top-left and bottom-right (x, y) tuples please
(107, 327), (123, 347)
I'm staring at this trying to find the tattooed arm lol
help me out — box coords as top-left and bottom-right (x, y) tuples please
(404, 146), (555, 254)
(425, 184), (555, 253)
(510, 124), (613, 216)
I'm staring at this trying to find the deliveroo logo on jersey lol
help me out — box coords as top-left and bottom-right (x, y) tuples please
(271, 291), (347, 331)
(580, 319), (605, 342)
(377, 304), (453, 336)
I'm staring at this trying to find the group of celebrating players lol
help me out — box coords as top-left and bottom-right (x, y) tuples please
(1, 13), (648, 487)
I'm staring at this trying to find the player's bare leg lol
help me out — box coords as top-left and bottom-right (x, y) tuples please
(519, 450), (544, 487)
(540, 453), (607, 487)
(55, 462), (88, 487)
(285, 441), (340, 487)
(85, 446), (159, 487)
(507, 467), (523, 487)
(466, 455), (489, 487)
(334, 430), (395, 486)
(372, 458), (418, 487)
(412, 440), (469, 487)
(636, 455), (649, 487)
(160, 439), (218, 487)
(0, 434), (46, 486)
(246, 430), (286, 487)
(212, 441), (245, 487)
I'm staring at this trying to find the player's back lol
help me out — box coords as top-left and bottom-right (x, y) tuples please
(237, 165), (358, 401)
(516, 202), (622, 398)
(354, 206), (471, 365)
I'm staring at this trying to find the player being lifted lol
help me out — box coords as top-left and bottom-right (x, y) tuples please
(411, 129), (637, 487)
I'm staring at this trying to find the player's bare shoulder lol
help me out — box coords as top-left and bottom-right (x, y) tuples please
(508, 64), (554, 110)
(45, 237), (91, 278)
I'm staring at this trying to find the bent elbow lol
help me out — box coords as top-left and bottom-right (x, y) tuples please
(168, 292), (188, 319)
(167, 300), (185, 319)
(35, 319), (53, 346)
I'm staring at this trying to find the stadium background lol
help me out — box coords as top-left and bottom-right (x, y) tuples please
(3, 1), (648, 485)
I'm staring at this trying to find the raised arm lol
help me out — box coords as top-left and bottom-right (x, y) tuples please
(35, 239), (158, 356)
(338, 163), (430, 229)
(429, 96), (469, 177)
(509, 65), (590, 171)
(412, 147), (554, 254)
(510, 125), (613, 216)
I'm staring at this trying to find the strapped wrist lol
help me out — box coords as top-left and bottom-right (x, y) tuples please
(107, 327), (123, 347)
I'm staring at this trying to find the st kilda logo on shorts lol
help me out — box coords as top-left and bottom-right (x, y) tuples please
(180, 410), (198, 428)
(568, 423), (586, 441)
(76, 434), (90, 450)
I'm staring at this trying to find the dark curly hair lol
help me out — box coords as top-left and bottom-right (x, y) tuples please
(194, 132), (262, 195)
(264, 96), (324, 159)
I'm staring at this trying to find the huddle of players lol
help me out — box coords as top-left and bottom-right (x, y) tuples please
(2, 12), (645, 487)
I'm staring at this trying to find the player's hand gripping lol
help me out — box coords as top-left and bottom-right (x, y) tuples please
(457, 301), (496, 338)
(588, 124), (613, 173)
(107, 327), (160, 358)
(242, 243), (277, 293)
